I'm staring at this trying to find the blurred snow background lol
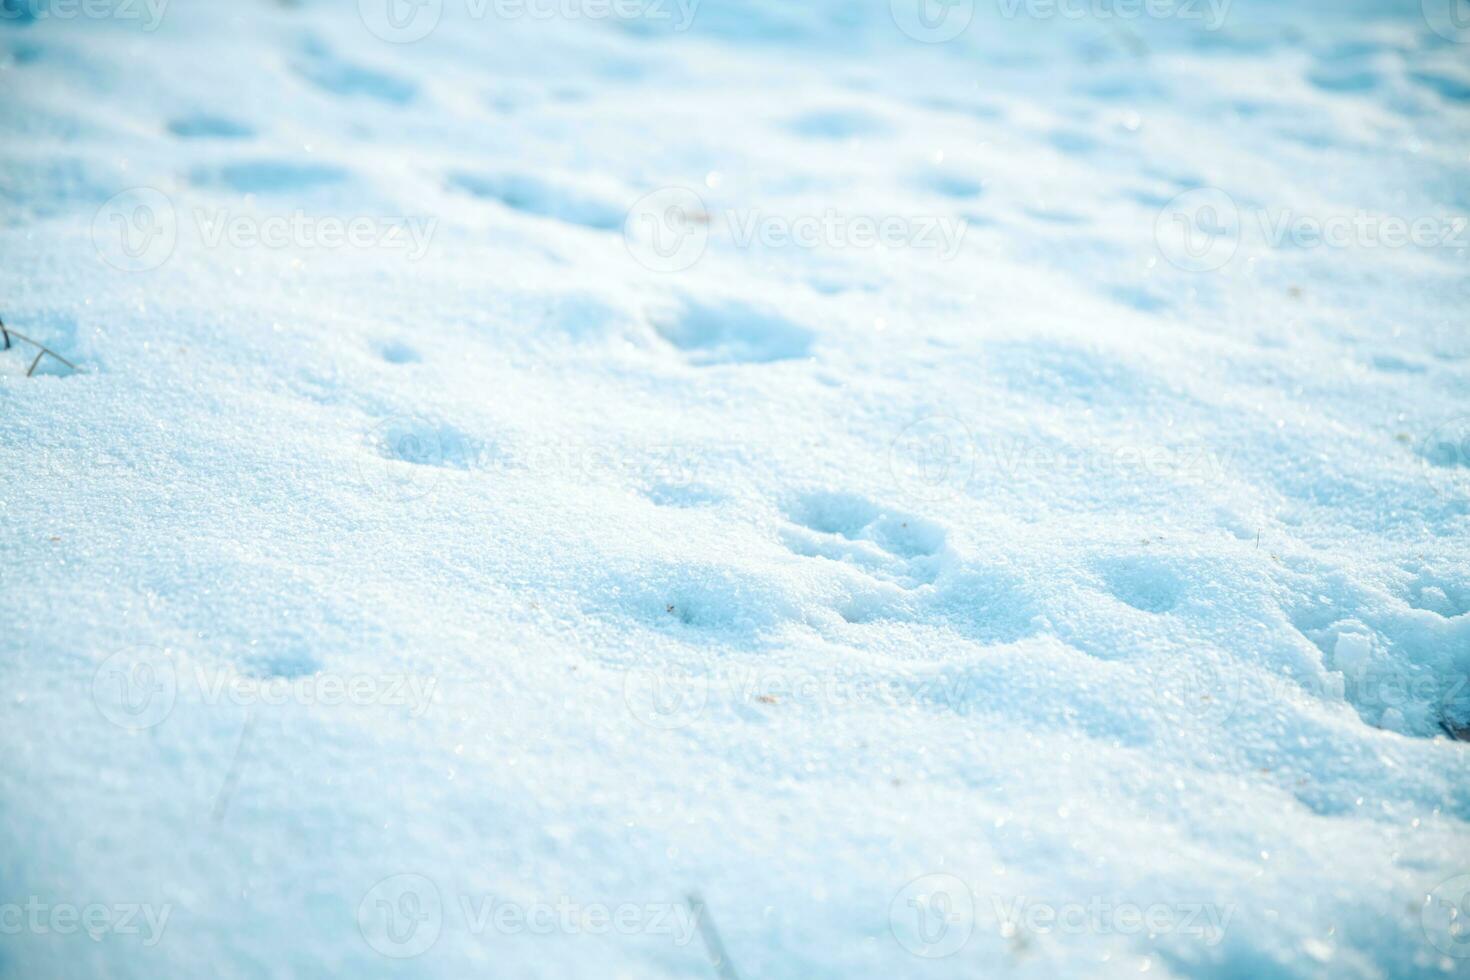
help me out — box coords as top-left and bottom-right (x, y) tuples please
(1, 0), (1468, 976)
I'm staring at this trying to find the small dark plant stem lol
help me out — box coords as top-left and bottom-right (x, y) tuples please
(688, 893), (740, 980)
(1, 325), (77, 375)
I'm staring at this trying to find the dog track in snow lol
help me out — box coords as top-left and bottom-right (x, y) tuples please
(291, 36), (417, 105)
(167, 114), (256, 140)
(378, 340), (421, 365)
(1095, 554), (1187, 614)
(650, 298), (815, 366)
(781, 490), (946, 592)
(447, 172), (624, 232)
(785, 107), (891, 140)
(190, 160), (348, 195)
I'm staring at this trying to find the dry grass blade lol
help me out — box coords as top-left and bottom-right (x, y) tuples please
(0, 314), (78, 376)
(687, 892), (740, 980)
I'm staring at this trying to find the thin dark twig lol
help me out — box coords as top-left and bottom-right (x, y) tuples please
(0, 325), (77, 375)
(688, 893), (740, 980)
(0, 313), (10, 351)
(1108, 23), (1149, 59)
(212, 711), (257, 824)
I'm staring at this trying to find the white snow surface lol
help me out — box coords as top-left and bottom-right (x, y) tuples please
(2, 1), (1469, 977)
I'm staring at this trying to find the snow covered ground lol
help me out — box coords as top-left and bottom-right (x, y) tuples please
(2, 0), (1469, 976)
